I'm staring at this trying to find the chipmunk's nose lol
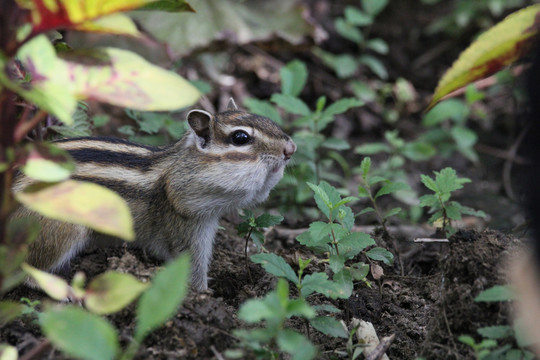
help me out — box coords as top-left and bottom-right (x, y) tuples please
(284, 140), (296, 160)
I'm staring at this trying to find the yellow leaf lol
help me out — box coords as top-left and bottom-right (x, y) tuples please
(16, 180), (134, 241)
(21, 263), (70, 300)
(85, 272), (149, 315)
(74, 13), (142, 36)
(428, 4), (540, 110)
(67, 48), (200, 111)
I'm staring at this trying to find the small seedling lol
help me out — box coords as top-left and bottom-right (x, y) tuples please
(356, 157), (411, 235)
(419, 167), (486, 236)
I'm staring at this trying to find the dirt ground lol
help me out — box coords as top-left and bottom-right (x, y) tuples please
(1, 0), (536, 359)
(1, 222), (523, 359)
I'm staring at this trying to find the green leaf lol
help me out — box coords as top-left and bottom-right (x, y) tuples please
(359, 55), (388, 80)
(307, 183), (332, 218)
(458, 335), (477, 347)
(332, 269), (353, 299)
(362, 0), (389, 16)
(356, 207), (374, 216)
(281, 60), (308, 97)
(313, 48), (358, 79)
(366, 247), (394, 265)
(359, 157), (371, 179)
(135, 254), (190, 341)
(140, 0), (194, 12)
(344, 6), (372, 26)
(355, 143), (391, 155)
(474, 285), (515, 302)
(16, 180), (134, 241)
(444, 203), (462, 220)
(321, 137), (350, 150)
(350, 262), (370, 281)
(450, 126), (478, 149)
(271, 94), (311, 116)
(423, 99), (469, 126)
(384, 207), (402, 218)
(287, 299), (316, 319)
(244, 98), (283, 125)
(92, 114), (110, 127)
(420, 174), (439, 193)
(329, 255), (345, 273)
(276, 329), (317, 360)
(255, 213), (284, 228)
(310, 316), (348, 338)
(312, 304), (341, 313)
(250, 253), (298, 283)
(40, 307), (119, 360)
(419, 194), (438, 208)
(22, 263), (70, 301)
(428, 4), (540, 109)
(477, 325), (513, 339)
(335, 18), (364, 43)
(436, 168), (471, 193)
(375, 181), (411, 199)
(0, 301), (25, 326)
(301, 272), (332, 297)
(339, 232), (376, 258)
(238, 298), (275, 323)
(85, 272), (149, 315)
(402, 142), (436, 161)
(366, 38), (389, 54)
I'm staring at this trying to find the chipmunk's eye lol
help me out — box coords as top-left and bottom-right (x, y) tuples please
(231, 130), (250, 145)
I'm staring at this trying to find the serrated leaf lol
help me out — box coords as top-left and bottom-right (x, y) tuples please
(359, 157), (371, 179)
(301, 272), (332, 297)
(40, 307), (119, 360)
(474, 285), (515, 302)
(281, 60), (308, 97)
(22, 264), (70, 301)
(85, 272), (149, 315)
(420, 174), (438, 193)
(135, 254), (190, 341)
(350, 262), (370, 281)
(445, 203), (462, 220)
(310, 316), (348, 338)
(428, 4), (540, 109)
(16, 180), (134, 241)
(329, 255), (345, 273)
(251, 253), (298, 283)
(287, 299), (316, 319)
(366, 247), (394, 265)
(255, 213), (283, 228)
(271, 94), (311, 116)
(339, 232), (376, 258)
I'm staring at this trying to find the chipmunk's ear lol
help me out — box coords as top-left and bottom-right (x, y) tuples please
(227, 98), (238, 111)
(187, 110), (212, 145)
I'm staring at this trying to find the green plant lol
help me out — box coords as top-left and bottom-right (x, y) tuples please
(356, 157), (412, 234)
(2, 255), (190, 360)
(419, 168), (486, 236)
(229, 279), (318, 360)
(314, 1), (390, 80)
(245, 60), (363, 210)
(456, 285), (535, 360)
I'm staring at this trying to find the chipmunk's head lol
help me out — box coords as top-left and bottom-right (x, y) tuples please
(182, 99), (296, 211)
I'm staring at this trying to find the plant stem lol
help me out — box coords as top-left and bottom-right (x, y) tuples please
(244, 228), (253, 283)
(14, 109), (47, 142)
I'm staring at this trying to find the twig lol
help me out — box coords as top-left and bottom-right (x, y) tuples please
(210, 345), (226, 360)
(365, 334), (395, 360)
(414, 238), (449, 243)
(244, 229), (253, 283)
(14, 109), (47, 142)
(19, 339), (52, 360)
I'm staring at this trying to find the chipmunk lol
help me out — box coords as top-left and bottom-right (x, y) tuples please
(13, 99), (296, 291)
